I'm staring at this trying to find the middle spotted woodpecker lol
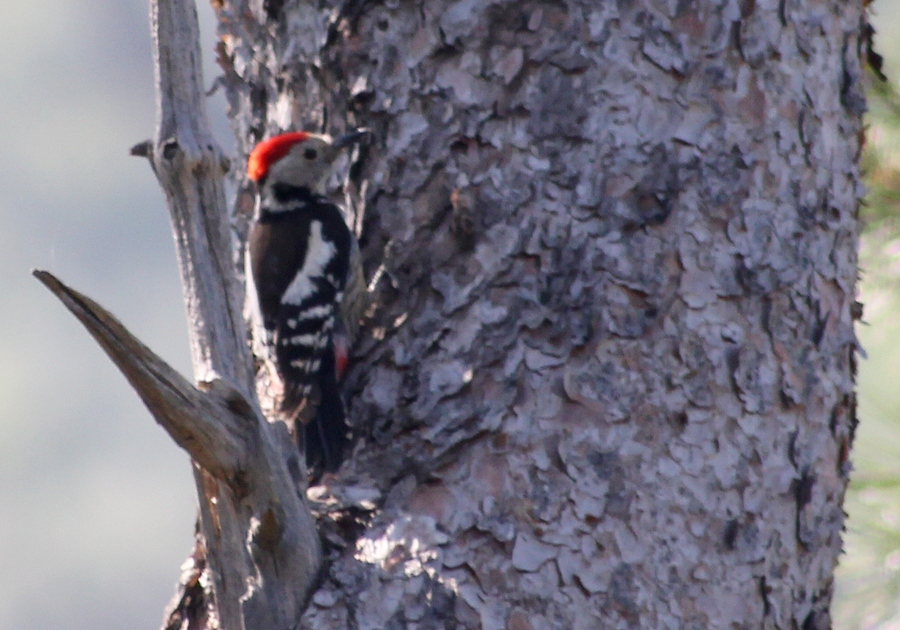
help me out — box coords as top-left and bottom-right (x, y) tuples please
(245, 130), (367, 477)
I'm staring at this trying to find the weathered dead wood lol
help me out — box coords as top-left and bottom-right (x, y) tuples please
(36, 0), (324, 627)
(35, 269), (321, 629)
(33, 270), (248, 480)
(142, 0), (322, 626)
(147, 0), (249, 388)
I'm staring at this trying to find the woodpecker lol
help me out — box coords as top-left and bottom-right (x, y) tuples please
(245, 130), (367, 477)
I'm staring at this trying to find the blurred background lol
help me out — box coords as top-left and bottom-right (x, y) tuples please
(0, 1), (224, 628)
(0, 2), (898, 629)
(833, 3), (900, 626)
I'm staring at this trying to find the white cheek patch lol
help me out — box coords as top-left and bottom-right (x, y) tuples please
(282, 220), (336, 305)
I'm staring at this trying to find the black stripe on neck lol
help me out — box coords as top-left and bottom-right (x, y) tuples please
(271, 183), (317, 204)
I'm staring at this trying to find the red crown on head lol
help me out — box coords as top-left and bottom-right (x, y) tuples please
(247, 132), (311, 182)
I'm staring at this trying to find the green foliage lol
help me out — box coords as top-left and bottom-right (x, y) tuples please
(862, 78), (900, 232)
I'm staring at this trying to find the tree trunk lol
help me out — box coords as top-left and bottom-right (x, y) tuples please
(210, 0), (865, 627)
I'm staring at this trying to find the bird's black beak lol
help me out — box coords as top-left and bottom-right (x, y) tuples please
(333, 128), (371, 150)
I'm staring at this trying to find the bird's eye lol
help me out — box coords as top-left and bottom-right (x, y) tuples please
(304, 148), (318, 160)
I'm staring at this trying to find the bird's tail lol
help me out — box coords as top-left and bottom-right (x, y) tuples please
(301, 341), (350, 481)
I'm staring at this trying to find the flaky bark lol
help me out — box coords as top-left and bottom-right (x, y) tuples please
(43, 0), (865, 626)
(212, 0), (865, 627)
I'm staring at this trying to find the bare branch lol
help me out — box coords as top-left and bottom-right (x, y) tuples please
(147, 0), (251, 390)
(33, 269), (249, 480)
(38, 0), (327, 623)
(124, 0), (324, 625)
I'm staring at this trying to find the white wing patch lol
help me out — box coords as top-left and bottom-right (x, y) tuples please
(296, 304), (334, 321)
(282, 220), (336, 305)
(245, 248), (275, 362)
(283, 333), (321, 346)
